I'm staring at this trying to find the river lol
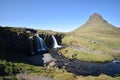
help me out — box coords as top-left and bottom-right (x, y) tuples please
(51, 48), (120, 76)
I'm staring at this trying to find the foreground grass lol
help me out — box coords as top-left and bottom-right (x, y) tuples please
(0, 60), (76, 80)
(0, 60), (120, 80)
(77, 74), (120, 80)
(59, 47), (114, 62)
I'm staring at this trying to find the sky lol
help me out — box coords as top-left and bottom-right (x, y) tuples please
(0, 0), (120, 32)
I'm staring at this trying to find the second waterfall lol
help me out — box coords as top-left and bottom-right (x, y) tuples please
(52, 35), (62, 48)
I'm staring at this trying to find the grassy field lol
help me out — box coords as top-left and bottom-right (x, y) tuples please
(0, 60), (120, 80)
(59, 47), (114, 62)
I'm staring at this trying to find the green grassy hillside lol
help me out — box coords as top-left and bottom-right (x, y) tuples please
(60, 13), (120, 62)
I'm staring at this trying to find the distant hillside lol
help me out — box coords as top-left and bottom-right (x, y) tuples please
(61, 13), (120, 62)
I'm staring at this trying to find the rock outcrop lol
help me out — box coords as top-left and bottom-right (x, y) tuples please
(0, 26), (64, 61)
(0, 26), (37, 61)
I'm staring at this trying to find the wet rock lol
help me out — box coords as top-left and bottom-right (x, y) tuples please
(42, 53), (56, 66)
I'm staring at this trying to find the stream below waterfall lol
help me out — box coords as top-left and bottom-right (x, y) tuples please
(51, 48), (120, 76)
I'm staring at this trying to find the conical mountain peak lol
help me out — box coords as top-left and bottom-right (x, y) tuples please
(86, 13), (107, 24)
(73, 13), (117, 34)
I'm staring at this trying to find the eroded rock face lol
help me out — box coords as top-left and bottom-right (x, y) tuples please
(0, 27), (37, 61)
(0, 26), (64, 61)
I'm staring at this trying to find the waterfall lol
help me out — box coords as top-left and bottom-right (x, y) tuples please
(52, 35), (62, 48)
(35, 34), (48, 52)
(29, 36), (34, 55)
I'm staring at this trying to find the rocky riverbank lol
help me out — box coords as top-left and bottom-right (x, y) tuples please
(24, 48), (120, 76)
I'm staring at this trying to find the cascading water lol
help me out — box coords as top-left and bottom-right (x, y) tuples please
(52, 35), (62, 48)
(29, 36), (34, 54)
(35, 34), (48, 52)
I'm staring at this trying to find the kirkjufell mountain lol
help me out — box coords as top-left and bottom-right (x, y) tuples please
(73, 13), (120, 35)
(61, 13), (120, 62)
(86, 13), (107, 24)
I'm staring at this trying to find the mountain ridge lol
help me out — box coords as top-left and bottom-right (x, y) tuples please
(72, 13), (120, 35)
